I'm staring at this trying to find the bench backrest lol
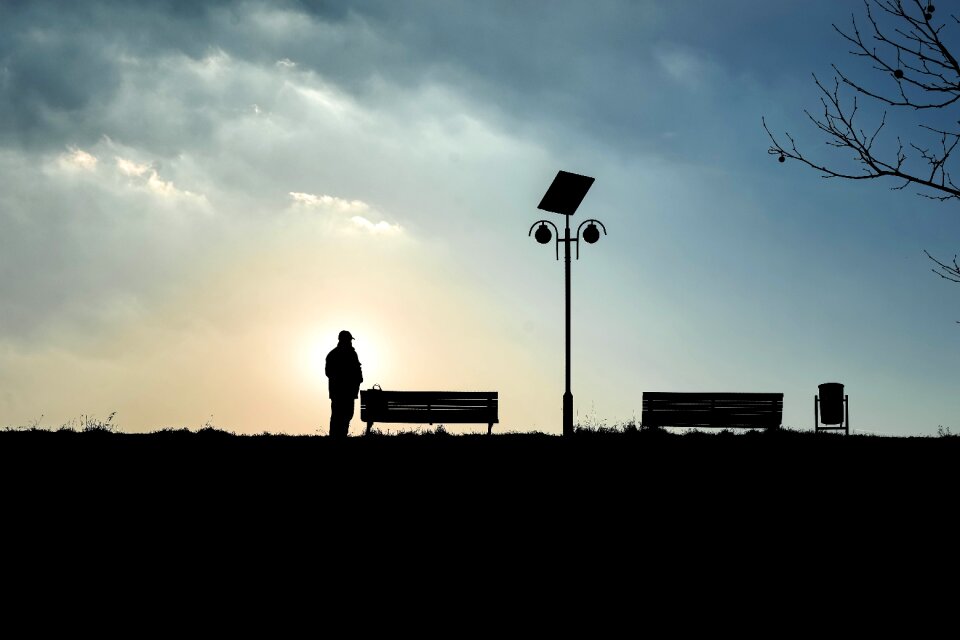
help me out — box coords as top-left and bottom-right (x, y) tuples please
(642, 392), (783, 428)
(360, 390), (499, 424)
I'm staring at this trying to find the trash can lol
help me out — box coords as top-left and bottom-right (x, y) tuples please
(818, 382), (844, 425)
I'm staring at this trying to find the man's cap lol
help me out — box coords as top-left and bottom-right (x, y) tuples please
(338, 330), (354, 341)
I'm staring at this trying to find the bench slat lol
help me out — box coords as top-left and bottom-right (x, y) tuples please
(365, 391), (497, 402)
(643, 414), (779, 426)
(361, 409), (498, 424)
(368, 404), (498, 408)
(643, 404), (781, 410)
(644, 392), (782, 402)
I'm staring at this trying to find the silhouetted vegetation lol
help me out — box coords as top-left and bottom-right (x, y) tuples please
(3, 420), (955, 512)
(4, 420), (955, 440)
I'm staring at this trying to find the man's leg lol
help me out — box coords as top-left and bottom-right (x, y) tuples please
(330, 399), (346, 438)
(344, 399), (355, 434)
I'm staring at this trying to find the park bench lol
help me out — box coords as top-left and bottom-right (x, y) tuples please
(359, 389), (499, 435)
(641, 392), (783, 431)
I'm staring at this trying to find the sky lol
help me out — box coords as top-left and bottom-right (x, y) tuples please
(1, 0), (958, 436)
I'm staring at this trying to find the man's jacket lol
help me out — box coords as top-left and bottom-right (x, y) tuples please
(325, 345), (363, 399)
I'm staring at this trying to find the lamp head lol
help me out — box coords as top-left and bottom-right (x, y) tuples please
(535, 223), (552, 244)
(583, 223), (600, 244)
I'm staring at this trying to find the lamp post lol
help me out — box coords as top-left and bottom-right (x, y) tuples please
(528, 170), (607, 437)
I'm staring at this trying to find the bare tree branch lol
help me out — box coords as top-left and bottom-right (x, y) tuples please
(764, 0), (960, 321)
(765, 0), (960, 201)
(763, 73), (960, 198)
(925, 249), (960, 282)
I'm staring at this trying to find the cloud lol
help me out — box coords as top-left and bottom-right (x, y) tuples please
(655, 47), (712, 90)
(0, 0), (711, 159)
(114, 155), (203, 200)
(0, 1), (572, 354)
(116, 156), (150, 177)
(0, 148), (212, 345)
(49, 145), (203, 202)
(288, 191), (370, 214)
(350, 215), (402, 235)
(1, 0), (581, 359)
(289, 191), (401, 235)
(59, 146), (98, 171)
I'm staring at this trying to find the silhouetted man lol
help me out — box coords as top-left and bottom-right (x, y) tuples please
(325, 330), (363, 438)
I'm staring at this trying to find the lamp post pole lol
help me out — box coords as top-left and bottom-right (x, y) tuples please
(563, 212), (573, 437)
(529, 170), (606, 437)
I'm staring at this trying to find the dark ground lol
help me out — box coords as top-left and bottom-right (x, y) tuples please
(3, 427), (956, 502)
(3, 427), (955, 590)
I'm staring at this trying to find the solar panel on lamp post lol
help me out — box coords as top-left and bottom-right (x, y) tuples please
(528, 170), (607, 437)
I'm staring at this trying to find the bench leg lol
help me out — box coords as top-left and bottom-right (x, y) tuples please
(814, 395), (819, 434)
(488, 423), (493, 435)
(845, 395), (850, 436)
(366, 421), (373, 436)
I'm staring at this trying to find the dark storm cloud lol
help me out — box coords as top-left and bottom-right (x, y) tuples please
(0, 1), (387, 152)
(0, 1), (220, 148)
(0, 0), (856, 162)
(278, 0), (845, 159)
(0, 0), (812, 158)
(258, 0), (676, 154)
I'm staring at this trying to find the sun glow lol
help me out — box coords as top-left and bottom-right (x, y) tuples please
(303, 336), (330, 386)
